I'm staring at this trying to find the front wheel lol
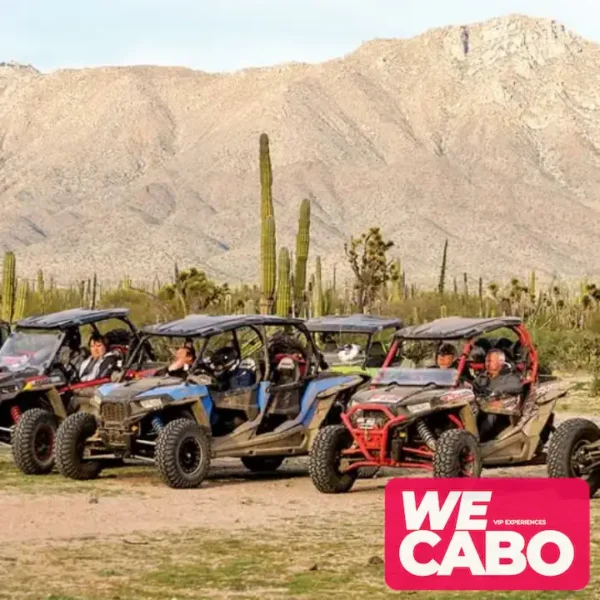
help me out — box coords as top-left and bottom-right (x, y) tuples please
(12, 408), (58, 475)
(433, 429), (482, 478)
(308, 425), (358, 493)
(155, 419), (211, 489)
(55, 412), (103, 480)
(547, 418), (600, 497)
(241, 456), (285, 472)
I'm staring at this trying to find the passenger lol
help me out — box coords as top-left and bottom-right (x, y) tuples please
(474, 349), (523, 397)
(167, 344), (196, 378)
(79, 334), (119, 382)
(436, 343), (458, 369)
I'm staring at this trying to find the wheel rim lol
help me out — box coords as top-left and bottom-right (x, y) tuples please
(34, 425), (54, 463)
(179, 436), (202, 475)
(571, 438), (592, 477)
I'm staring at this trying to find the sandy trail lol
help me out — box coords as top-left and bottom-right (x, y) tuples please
(0, 411), (597, 546)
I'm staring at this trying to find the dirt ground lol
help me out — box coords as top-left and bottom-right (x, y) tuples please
(0, 409), (598, 599)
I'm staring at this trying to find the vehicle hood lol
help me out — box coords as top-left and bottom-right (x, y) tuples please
(97, 376), (209, 403)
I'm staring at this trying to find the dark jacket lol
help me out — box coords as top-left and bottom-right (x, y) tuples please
(474, 365), (523, 397)
(79, 352), (119, 382)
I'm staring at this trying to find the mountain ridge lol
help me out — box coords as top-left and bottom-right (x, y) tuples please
(0, 14), (599, 287)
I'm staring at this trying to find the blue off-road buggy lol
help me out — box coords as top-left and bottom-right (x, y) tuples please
(54, 314), (368, 488)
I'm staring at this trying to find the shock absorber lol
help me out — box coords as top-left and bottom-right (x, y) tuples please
(10, 406), (22, 424)
(416, 419), (436, 450)
(151, 415), (164, 433)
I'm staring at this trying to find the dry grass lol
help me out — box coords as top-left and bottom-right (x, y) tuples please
(0, 507), (598, 599)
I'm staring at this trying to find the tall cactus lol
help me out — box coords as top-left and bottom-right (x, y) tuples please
(438, 239), (448, 296)
(90, 273), (98, 309)
(529, 270), (537, 300)
(390, 259), (402, 303)
(259, 133), (276, 314)
(1, 252), (16, 322)
(294, 198), (311, 316)
(260, 215), (276, 314)
(13, 279), (28, 322)
(312, 257), (324, 317)
(275, 248), (291, 316)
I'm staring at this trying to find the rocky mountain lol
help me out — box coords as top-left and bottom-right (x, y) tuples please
(0, 14), (599, 287)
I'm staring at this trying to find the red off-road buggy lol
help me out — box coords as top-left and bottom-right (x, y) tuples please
(308, 316), (572, 493)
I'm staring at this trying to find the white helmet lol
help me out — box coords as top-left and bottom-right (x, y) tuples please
(338, 344), (362, 363)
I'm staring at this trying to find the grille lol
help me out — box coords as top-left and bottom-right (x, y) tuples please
(101, 402), (128, 423)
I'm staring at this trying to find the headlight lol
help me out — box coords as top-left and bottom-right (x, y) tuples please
(0, 385), (20, 396)
(89, 395), (102, 408)
(139, 398), (164, 410)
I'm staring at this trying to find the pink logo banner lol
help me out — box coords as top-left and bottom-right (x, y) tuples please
(385, 478), (589, 591)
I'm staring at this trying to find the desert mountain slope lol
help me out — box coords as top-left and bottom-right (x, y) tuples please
(0, 14), (599, 286)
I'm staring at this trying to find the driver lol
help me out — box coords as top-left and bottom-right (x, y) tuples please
(79, 334), (119, 382)
(167, 344), (196, 378)
(436, 343), (458, 369)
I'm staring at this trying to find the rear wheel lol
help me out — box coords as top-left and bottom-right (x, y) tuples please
(547, 418), (600, 497)
(155, 419), (211, 489)
(357, 466), (380, 479)
(241, 456), (285, 472)
(433, 429), (482, 478)
(308, 425), (358, 493)
(12, 408), (58, 475)
(55, 412), (103, 480)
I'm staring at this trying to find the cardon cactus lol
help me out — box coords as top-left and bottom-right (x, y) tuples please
(312, 257), (324, 317)
(91, 273), (98, 309)
(389, 259), (402, 302)
(13, 279), (28, 322)
(244, 299), (256, 314)
(1, 251), (16, 322)
(275, 248), (291, 317)
(259, 133), (277, 314)
(294, 198), (310, 315)
(260, 215), (276, 314)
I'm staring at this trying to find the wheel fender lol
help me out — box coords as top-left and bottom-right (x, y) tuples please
(46, 388), (67, 420)
(306, 394), (337, 447)
(168, 397), (210, 429)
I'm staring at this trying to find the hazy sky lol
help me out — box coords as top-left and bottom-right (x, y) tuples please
(1, 0), (598, 72)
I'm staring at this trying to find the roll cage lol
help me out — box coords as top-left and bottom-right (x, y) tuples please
(372, 316), (539, 390)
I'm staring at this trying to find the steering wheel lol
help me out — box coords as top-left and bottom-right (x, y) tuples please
(49, 361), (74, 384)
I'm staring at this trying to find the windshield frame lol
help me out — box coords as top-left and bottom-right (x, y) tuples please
(372, 366), (459, 388)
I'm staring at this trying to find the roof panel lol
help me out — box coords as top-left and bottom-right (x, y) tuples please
(16, 308), (131, 330)
(141, 314), (305, 337)
(395, 316), (523, 340)
(305, 314), (403, 333)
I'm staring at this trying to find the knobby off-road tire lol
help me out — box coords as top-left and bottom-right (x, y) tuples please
(155, 418), (211, 489)
(308, 424), (358, 494)
(433, 429), (482, 478)
(55, 412), (103, 480)
(12, 408), (58, 475)
(547, 418), (600, 497)
(241, 456), (285, 472)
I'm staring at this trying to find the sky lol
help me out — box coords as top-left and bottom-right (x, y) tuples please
(1, 0), (599, 73)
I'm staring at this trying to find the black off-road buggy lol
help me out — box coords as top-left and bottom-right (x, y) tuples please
(54, 314), (368, 489)
(309, 316), (573, 493)
(0, 308), (153, 475)
(305, 315), (403, 376)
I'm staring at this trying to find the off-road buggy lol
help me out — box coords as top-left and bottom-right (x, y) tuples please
(54, 314), (367, 489)
(0, 308), (152, 475)
(306, 315), (403, 376)
(309, 316), (572, 493)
